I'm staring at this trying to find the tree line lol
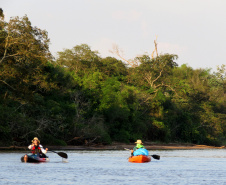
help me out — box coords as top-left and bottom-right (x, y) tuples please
(0, 12), (225, 146)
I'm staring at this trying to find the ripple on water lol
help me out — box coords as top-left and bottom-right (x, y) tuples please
(0, 149), (226, 184)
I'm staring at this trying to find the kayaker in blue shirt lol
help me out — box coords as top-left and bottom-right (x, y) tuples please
(131, 139), (146, 156)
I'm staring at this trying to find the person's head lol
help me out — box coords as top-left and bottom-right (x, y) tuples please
(135, 140), (144, 148)
(135, 140), (143, 145)
(31, 137), (40, 145)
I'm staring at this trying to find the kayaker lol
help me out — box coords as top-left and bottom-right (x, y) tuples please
(28, 137), (48, 157)
(131, 139), (145, 156)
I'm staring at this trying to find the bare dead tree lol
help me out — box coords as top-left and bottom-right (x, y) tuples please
(110, 38), (180, 100)
(109, 44), (139, 68)
(110, 36), (159, 67)
(151, 36), (159, 59)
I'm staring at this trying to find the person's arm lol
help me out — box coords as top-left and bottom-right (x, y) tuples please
(133, 146), (137, 151)
(28, 144), (33, 149)
(131, 146), (137, 156)
(39, 144), (48, 154)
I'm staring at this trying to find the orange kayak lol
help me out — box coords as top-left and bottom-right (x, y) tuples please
(128, 155), (151, 163)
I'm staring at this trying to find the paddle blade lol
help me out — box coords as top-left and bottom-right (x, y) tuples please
(57, 152), (68, 159)
(151, 154), (160, 160)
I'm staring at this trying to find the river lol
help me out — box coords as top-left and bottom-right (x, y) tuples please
(0, 149), (226, 184)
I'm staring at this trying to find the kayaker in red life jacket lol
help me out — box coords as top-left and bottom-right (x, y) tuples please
(28, 137), (48, 157)
(23, 137), (48, 162)
(131, 140), (145, 156)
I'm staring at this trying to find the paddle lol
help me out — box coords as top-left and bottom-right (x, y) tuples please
(49, 150), (68, 159)
(124, 148), (160, 160)
(150, 154), (160, 160)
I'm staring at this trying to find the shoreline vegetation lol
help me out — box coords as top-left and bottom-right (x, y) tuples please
(0, 11), (225, 148)
(0, 142), (225, 151)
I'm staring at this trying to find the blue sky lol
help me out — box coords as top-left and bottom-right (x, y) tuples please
(2, 0), (226, 71)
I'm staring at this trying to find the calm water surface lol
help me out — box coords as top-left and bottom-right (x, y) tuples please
(0, 149), (226, 185)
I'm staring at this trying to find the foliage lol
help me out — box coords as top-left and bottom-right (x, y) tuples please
(0, 13), (225, 146)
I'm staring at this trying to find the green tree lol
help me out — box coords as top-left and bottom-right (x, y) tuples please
(0, 15), (53, 100)
(56, 44), (100, 74)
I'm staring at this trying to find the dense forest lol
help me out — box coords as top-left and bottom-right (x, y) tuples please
(0, 11), (225, 146)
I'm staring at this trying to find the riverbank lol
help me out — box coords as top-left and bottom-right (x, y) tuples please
(0, 142), (225, 151)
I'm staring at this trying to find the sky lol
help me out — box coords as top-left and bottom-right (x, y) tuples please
(1, 0), (226, 72)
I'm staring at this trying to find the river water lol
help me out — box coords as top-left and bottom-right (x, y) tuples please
(0, 149), (226, 185)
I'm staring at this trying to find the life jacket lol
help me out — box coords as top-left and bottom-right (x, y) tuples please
(133, 144), (145, 151)
(31, 145), (42, 154)
(136, 144), (145, 149)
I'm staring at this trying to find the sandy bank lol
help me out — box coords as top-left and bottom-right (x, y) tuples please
(0, 142), (225, 151)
